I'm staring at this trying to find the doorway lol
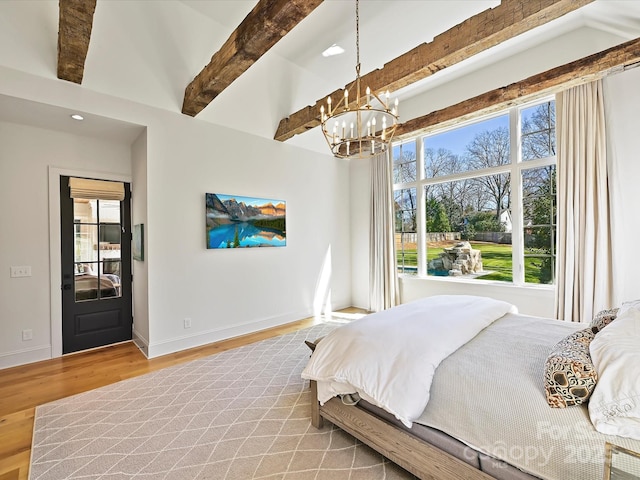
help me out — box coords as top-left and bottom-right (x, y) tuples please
(60, 176), (133, 354)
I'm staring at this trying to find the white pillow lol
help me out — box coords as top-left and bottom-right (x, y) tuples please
(588, 306), (640, 440)
(619, 298), (640, 316)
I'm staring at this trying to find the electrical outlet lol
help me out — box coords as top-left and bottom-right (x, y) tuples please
(184, 318), (192, 329)
(22, 329), (33, 341)
(10, 266), (32, 278)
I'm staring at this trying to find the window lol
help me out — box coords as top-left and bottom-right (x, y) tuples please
(392, 98), (556, 285)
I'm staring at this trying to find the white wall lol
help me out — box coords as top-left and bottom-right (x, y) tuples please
(604, 66), (640, 307)
(131, 131), (150, 355)
(0, 65), (351, 367)
(0, 122), (132, 368)
(142, 116), (351, 357)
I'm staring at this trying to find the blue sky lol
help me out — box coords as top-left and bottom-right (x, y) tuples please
(424, 114), (509, 157)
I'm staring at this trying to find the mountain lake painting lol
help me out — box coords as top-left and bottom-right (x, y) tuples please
(206, 193), (286, 249)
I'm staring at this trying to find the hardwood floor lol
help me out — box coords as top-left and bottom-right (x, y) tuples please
(0, 309), (365, 480)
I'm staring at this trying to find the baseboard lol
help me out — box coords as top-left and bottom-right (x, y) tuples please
(0, 344), (52, 370)
(146, 310), (316, 359)
(132, 329), (149, 358)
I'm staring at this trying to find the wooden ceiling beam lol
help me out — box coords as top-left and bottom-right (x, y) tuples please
(394, 37), (640, 140)
(274, 0), (594, 143)
(182, 0), (323, 117)
(57, 0), (97, 84)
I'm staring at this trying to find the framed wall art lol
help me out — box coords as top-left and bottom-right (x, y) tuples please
(205, 193), (286, 249)
(133, 224), (144, 261)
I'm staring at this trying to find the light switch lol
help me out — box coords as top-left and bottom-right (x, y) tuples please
(10, 266), (32, 278)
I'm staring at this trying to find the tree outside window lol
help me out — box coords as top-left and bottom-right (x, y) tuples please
(392, 99), (556, 285)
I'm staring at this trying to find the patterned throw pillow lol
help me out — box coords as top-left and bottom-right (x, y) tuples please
(544, 328), (598, 408)
(590, 308), (619, 333)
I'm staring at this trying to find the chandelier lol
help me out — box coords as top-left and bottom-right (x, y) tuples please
(320, 0), (399, 159)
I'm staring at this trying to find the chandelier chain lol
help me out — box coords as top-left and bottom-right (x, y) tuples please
(355, 0), (360, 78)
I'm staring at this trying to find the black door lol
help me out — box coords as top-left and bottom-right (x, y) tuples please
(60, 176), (133, 354)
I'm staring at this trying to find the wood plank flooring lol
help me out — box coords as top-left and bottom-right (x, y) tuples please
(0, 309), (364, 480)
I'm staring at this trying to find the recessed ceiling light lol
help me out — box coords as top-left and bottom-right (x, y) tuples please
(322, 44), (345, 57)
(70, 114), (84, 121)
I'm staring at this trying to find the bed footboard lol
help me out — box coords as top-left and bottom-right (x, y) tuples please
(309, 380), (493, 480)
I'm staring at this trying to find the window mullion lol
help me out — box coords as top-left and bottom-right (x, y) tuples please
(510, 108), (525, 286)
(416, 138), (426, 276)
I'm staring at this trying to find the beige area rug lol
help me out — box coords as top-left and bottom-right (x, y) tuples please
(30, 323), (416, 479)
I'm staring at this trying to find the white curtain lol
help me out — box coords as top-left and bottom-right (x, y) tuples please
(369, 151), (399, 312)
(555, 79), (613, 322)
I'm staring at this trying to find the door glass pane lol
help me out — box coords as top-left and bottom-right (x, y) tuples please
(100, 276), (119, 298)
(98, 200), (120, 223)
(72, 197), (123, 302)
(75, 273), (98, 301)
(74, 223), (98, 263)
(99, 224), (121, 261)
(103, 260), (122, 281)
(73, 198), (97, 222)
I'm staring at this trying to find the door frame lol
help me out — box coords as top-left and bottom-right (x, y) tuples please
(48, 167), (132, 358)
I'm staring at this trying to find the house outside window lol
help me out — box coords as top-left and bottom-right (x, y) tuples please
(392, 98), (556, 285)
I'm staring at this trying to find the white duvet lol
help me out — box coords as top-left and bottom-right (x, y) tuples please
(301, 295), (517, 427)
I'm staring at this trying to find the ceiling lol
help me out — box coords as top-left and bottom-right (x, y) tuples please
(1, 0), (640, 152)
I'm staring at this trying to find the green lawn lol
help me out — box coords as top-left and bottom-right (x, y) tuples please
(397, 242), (552, 284)
(471, 243), (512, 282)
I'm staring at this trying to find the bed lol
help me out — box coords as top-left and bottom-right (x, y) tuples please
(74, 273), (120, 300)
(302, 295), (640, 480)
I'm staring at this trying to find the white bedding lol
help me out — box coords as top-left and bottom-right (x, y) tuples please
(589, 306), (640, 440)
(301, 294), (517, 427)
(418, 313), (640, 480)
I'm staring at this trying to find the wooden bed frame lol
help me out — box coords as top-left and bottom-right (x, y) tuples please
(310, 380), (494, 480)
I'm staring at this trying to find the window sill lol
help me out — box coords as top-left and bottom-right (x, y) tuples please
(398, 272), (555, 292)
(398, 273), (556, 317)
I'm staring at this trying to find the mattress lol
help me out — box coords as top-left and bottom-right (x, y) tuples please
(414, 313), (640, 480)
